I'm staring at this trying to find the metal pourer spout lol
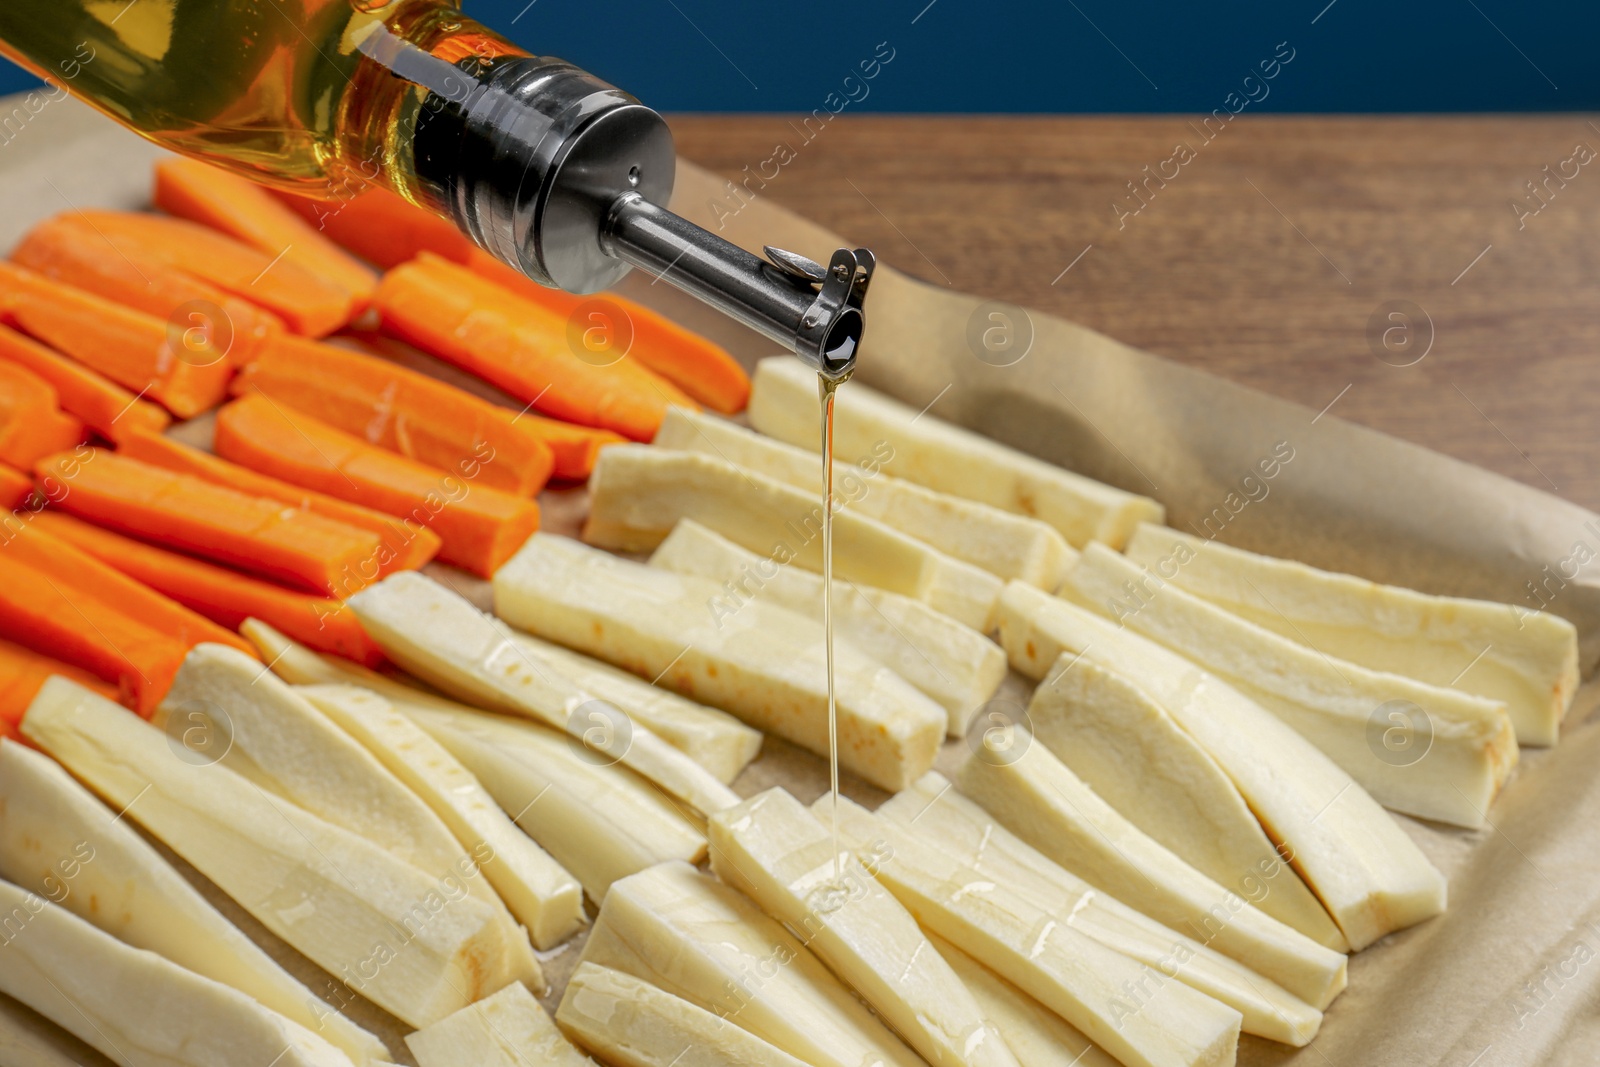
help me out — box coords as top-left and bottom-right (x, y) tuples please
(407, 49), (874, 381)
(603, 194), (874, 382)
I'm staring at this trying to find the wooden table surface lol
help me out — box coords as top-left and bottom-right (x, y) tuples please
(671, 115), (1600, 512)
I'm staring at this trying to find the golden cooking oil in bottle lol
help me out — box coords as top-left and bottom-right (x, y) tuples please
(0, 0), (669, 293)
(0, 0), (510, 193)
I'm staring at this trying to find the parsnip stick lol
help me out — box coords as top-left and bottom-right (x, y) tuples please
(747, 356), (1163, 548)
(1125, 523), (1578, 745)
(0, 741), (389, 1067)
(557, 963), (810, 1067)
(997, 580), (1448, 950)
(881, 773), (1333, 1043)
(0, 877), (358, 1067)
(1023, 658), (1346, 950)
(155, 643), (543, 988)
(584, 444), (1001, 630)
(1060, 543), (1517, 828)
(707, 789), (1021, 1067)
(300, 684), (585, 950)
(821, 796), (1241, 1067)
(577, 861), (926, 1067)
(493, 534), (946, 792)
(926, 934), (1119, 1067)
(656, 405), (1076, 587)
(405, 982), (591, 1067)
(348, 571), (739, 817)
(402, 700), (706, 901)
(21, 678), (505, 1029)
(651, 520), (1005, 734)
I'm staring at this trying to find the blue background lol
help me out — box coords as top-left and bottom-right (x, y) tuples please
(1, 0), (1594, 110)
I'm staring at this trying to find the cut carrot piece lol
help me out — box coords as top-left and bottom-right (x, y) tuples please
(0, 463), (33, 510)
(0, 635), (119, 732)
(116, 431), (440, 576)
(12, 214), (281, 366)
(0, 547), (184, 715)
(0, 521), (255, 713)
(504, 414), (622, 481)
(33, 512), (385, 668)
(0, 324), (171, 442)
(375, 254), (698, 441)
(60, 210), (353, 337)
(215, 393), (539, 577)
(276, 186), (749, 413)
(154, 158), (378, 313)
(273, 185), (477, 269)
(0, 511), (255, 660)
(35, 447), (388, 597)
(233, 334), (555, 494)
(466, 250), (750, 414)
(0, 361), (86, 468)
(0, 263), (233, 419)
(341, 326), (626, 480)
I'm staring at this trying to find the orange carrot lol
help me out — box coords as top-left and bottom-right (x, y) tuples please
(466, 250), (750, 413)
(12, 214), (281, 366)
(215, 393), (539, 578)
(154, 159), (378, 313)
(0, 264), (232, 419)
(0, 521), (257, 712)
(342, 326), (626, 479)
(375, 253), (697, 441)
(61, 210), (354, 338)
(0, 324), (171, 442)
(233, 335), (555, 493)
(0, 636), (119, 732)
(0, 544), (186, 715)
(496, 413), (621, 482)
(35, 447), (389, 597)
(16, 521), (257, 658)
(273, 185), (478, 269)
(0, 361), (86, 469)
(275, 187), (750, 412)
(116, 431), (440, 576)
(33, 512), (386, 668)
(0, 463), (33, 510)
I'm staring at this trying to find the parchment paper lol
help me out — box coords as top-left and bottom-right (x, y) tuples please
(5, 99), (1599, 1067)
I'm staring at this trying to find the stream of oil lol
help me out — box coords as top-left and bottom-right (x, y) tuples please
(820, 373), (843, 886)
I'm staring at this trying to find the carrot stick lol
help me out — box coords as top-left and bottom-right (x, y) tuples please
(154, 159), (378, 313)
(0, 545), (185, 715)
(0, 636), (119, 733)
(116, 431), (440, 576)
(0, 463), (33, 511)
(0, 324), (171, 442)
(33, 512), (385, 668)
(499, 414), (621, 481)
(233, 334), (555, 494)
(465, 250), (750, 413)
(275, 186), (750, 412)
(12, 214), (282, 366)
(34, 447), (389, 597)
(215, 393), (540, 577)
(375, 253), (697, 441)
(0, 264), (233, 419)
(59, 210), (354, 338)
(11, 520), (257, 658)
(0, 361), (86, 468)
(0, 521), (256, 713)
(272, 185), (478, 269)
(341, 327), (626, 480)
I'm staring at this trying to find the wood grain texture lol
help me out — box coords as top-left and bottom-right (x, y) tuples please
(668, 114), (1600, 511)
